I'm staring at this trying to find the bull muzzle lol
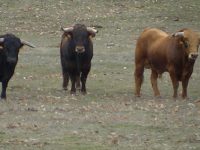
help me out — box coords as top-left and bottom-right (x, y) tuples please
(189, 52), (198, 60)
(75, 46), (85, 53)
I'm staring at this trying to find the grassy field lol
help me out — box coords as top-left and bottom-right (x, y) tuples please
(0, 0), (200, 149)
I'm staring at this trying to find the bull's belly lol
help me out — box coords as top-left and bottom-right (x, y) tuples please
(64, 61), (91, 73)
(144, 60), (167, 74)
(0, 69), (3, 80)
(0, 75), (2, 81)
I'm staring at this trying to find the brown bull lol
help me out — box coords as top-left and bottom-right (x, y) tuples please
(134, 28), (200, 98)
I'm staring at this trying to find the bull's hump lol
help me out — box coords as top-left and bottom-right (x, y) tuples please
(146, 28), (168, 37)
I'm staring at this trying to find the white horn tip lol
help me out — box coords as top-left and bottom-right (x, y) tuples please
(173, 32), (184, 37)
(0, 38), (4, 42)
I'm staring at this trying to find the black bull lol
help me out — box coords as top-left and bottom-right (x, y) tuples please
(60, 24), (97, 94)
(0, 34), (35, 99)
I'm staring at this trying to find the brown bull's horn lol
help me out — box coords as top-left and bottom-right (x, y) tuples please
(87, 27), (98, 34)
(173, 32), (184, 37)
(61, 27), (74, 32)
(21, 39), (36, 48)
(0, 38), (4, 43)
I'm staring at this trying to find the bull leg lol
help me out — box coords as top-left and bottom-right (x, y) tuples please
(76, 75), (81, 90)
(182, 79), (189, 99)
(62, 72), (69, 90)
(134, 63), (144, 97)
(69, 74), (76, 94)
(181, 69), (192, 99)
(1, 81), (8, 100)
(151, 70), (160, 97)
(81, 65), (91, 94)
(169, 69), (179, 98)
(80, 73), (87, 94)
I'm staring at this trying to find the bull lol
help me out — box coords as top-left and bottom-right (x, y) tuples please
(134, 28), (200, 99)
(60, 24), (97, 94)
(0, 34), (35, 99)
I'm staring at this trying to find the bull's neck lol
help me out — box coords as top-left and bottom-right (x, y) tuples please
(170, 38), (186, 55)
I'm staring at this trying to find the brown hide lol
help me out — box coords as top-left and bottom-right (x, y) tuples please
(134, 28), (200, 98)
(60, 34), (71, 49)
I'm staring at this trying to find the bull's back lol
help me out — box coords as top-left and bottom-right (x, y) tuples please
(135, 28), (169, 70)
(136, 28), (168, 52)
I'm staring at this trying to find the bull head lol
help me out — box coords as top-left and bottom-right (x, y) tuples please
(173, 30), (199, 60)
(61, 25), (98, 53)
(0, 36), (35, 63)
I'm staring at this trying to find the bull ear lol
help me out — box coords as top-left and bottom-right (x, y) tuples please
(87, 27), (98, 38)
(172, 32), (184, 38)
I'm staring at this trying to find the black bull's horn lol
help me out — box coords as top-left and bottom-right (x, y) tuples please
(20, 39), (36, 48)
(87, 27), (98, 34)
(61, 27), (73, 32)
(0, 38), (4, 43)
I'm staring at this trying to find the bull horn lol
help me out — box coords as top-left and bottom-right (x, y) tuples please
(87, 27), (98, 34)
(61, 27), (74, 32)
(0, 38), (4, 43)
(21, 39), (36, 48)
(173, 32), (184, 37)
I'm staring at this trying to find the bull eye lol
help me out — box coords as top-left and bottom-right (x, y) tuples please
(183, 41), (189, 48)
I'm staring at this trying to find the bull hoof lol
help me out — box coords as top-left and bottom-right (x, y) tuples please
(182, 96), (189, 100)
(81, 89), (87, 95)
(155, 95), (161, 98)
(63, 87), (68, 91)
(0, 97), (6, 101)
(172, 96), (178, 101)
(70, 91), (76, 95)
(181, 94), (188, 100)
(135, 94), (141, 97)
(154, 95), (163, 101)
(81, 91), (87, 95)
